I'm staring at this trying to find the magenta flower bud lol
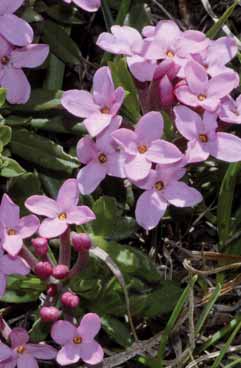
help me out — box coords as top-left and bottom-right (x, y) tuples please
(35, 261), (53, 279)
(61, 291), (80, 309)
(47, 284), (57, 297)
(40, 306), (61, 323)
(52, 265), (69, 280)
(72, 233), (91, 252)
(32, 237), (48, 257)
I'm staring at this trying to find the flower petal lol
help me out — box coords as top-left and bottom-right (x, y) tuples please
(79, 341), (104, 365)
(2, 235), (23, 257)
(51, 321), (76, 346)
(125, 155), (152, 181)
(93, 66), (114, 107)
(10, 328), (29, 348)
(0, 194), (19, 228)
(1, 255), (30, 276)
(208, 132), (241, 162)
(77, 161), (106, 195)
(11, 44), (49, 68)
(25, 196), (58, 218)
(208, 71), (239, 99)
(0, 15), (33, 46)
(78, 313), (101, 342)
(66, 206), (96, 225)
(185, 140), (209, 163)
(175, 85), (199, 107)
(61, 90), (98, 118)
(56, 343), (80, 366)
(174, 105), (201, 140)
(56, 179), (79, 211)
(164, 181), (202, 207)
(1, 67), (30, 104)
(0, 0), (23, 14)
(146, 140), (183, 164)
(185, 61), (208, 95)
(84, 112), (112, 137)
(0, 274), (6, 297)
(38, 218), (67, 239)
(18, 215), (39, 239)
(17, 353), (38, 368)
(136, 111), (164, 143)
(27, 344), (57, 360)
(77, 136), (97, 164)
(0, 343), (12, 361)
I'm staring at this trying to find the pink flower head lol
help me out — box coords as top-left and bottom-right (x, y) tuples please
(25, 179), (96, 238)
(0, 36), (49, 104)
(77, 117), (126, 194)
(135, 164), (202, 230)
(0, 327), (56, 368)
(51, 313), (104, 366)
(0, 248), (30, 297)
(174, 105), (241, 163)
(0, 0), (33, 46)
(175, 61), (239, 112)
(0, 194), (40, 256)
(61, 66), (125, 137)
(63, 0), (101, 11)
(218, 95), (241, 124)
(112, 111), (183, 181)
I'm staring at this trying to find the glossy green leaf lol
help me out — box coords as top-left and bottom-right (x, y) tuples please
(0, 276), (45, 303)
(101, 315), (133, 347)
(0, 157), (25, 177)
(0, 125), (11, 146)
(10, 89), (63, 112)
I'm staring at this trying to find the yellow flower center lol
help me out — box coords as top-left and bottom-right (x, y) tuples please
(138, 144), (148, 154)
(101, 106), (110, 114)
(198, 94), (206, 101)
(1, 56), (9, 65)
(166, 50), (174, 58)
(199, 134), (208, 143)
(16, 345), (26, 354)
(7, 228), (16, 236)
(155, 181), (165, 191)
(73, 336), (82, 344)
(98, 153), (107, 164)
(58, 212), (67, 221)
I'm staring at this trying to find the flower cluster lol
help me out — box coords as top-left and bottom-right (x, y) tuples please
(0, 0), (49, 104)
(0, 180), (104, 367)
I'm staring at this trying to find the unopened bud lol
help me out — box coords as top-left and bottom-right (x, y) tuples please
(47, 284), (57, 297)
(35, 261), (53, 279)
(40, 306), (61, 323)
(72, 233), (91, 252)
(52, 265), (69, 280)
(32, 237), (48, 257)
(61, 291), (80, 309)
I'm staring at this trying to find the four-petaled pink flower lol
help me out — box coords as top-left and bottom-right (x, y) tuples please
(77, 117), (126, 194)
(112, 111), (183, 181)
(51, 313), (104, 366)
(0, 248), (30, 297)
(175, 61), (239, 112)
(25, 179), (96, 238)
(0, 0), (33, 46)
(174, 105), (241, 163)
(0, 327), (56, 368)
(0, 35), (49, 104)
(61, 66), (125, 137)
(0, 194), (40, 257)
(218, 95), (241, 124)
(135, 165), (202, 230)
(63, 0), (101, 12)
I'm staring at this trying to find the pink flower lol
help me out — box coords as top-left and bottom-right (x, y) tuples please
(77, 117), (126, 194)
(0, 194), (40, 256)
(218, 95), (241, 124)
(135, 165), (202, 230)
(174, 105), (241, 163)
(61, 66), (125, 137)
(112, 111), (183, 181)
(51, 313), (104, 366)
(175, 61), (239, 112)
(0, 327), (56, 368)
(25, 179), (96, 238)
(0, 248), (30, 297)
(0, 0), (33, 46)
(63, 0), (101, 12)
(0, 36), (49, 104)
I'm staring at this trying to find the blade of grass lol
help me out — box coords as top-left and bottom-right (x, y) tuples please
(225, 358), (241, 367)
(115, 0), (131, 25)
(101, 0), (114, 31)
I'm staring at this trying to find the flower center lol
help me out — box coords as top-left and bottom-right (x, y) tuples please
(73, 336), (82, 344)
(154, 181), (165, 191)
(198, 94), (206, 101)
(138, 144), (148, 154)
(16, 345), (26, 354)
(7, 228), (16, 236)
(1, 56), (9, 65)
(199, 134), (208, 143)
(98, 153), (107, 164)
(58, 212), (67, 221)
(166, 50), (174, 58)
(101, 106), (110, 114)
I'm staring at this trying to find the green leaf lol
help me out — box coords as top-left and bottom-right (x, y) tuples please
(0, 125), (11, 146)
(42, 20), (82, 64)
(30, 319), (50, 343)
(109, 57), (140, 122)
(91, 196), (137, 240)
(0, 88), (6, 107)
(126, 0), (150, 31)
(101, 0), (114, 31)
(206, 0), (240, 39)
(217, 163), (241, 248)
(10, 89), (63, 112)
(101, 315), (133, 347)
(46, 4), (85, 25)
(0, 157), (25, 177)
(11, 129), (79, 173)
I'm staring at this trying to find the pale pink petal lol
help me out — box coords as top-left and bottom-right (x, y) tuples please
(208, 132), (241, 162)
(78, 313), (101, 342)
(84, 112), (112, 137)
(0, 35), (12, 58)
(135, 190), (168, 230)
(79, 341), (104, 365)
(159, 75), (175, 108)
(174, 105), (201, 140)
(93, 66), (114, 107)
(125, 155), (152, 181)
(110, 87), (125, 115)
(200, 96), (220, 112)
(111, 128), (137, 155)
(107, 152), (126, 178)
(178, 30), (208, 56)
(0, 15), (33, 46)
(185, 61), (208, 95)
(73, 0), (100, 12)
(25, 196), (58, 218)
(3, 235), (23, 256)
(136, 111), (164, 143)
(77, 161), (107, 195)
(27, 344), (57, 360)
(127, 56), (156, 82)
(96, 116), (122, 152)
(17, 353), (38, 368)
(57, 179), (79, 211)
(18, 215), (39, 239)
(1, 255), (30, 276)
(207, 37), (237, 66)
(11, 44), (49, 69)
(185, 140), (209, 163)
(61, 90), (99, 118)
(0, 360), (16, 368)
(1, 67), (30, 104)
(10, 328), (29, 348)
(66, 206), (96, 225)
(39, 218), (67, 238)
(0, 0), (24, 14)
(0, 343), (12, 361)
(56, 343), (80, 366)
(77, 136), (97, 164)
(0, 194), (19, 228)
(208, 71), (239, 99)
(51, 321), (76, 346)
(146, 140), (183, 164)
(0, 274), (7, 297)
(164, 181), (202, 207)
(175, 85), (199, 107)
